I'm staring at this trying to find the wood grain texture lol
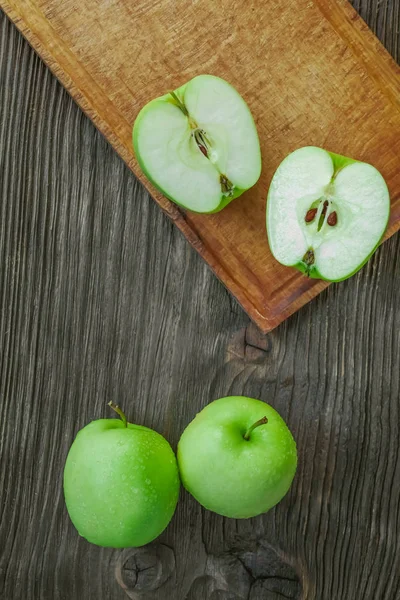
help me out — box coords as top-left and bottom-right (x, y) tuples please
(1, 2), (400, 600)
(1, 0), (400, 332)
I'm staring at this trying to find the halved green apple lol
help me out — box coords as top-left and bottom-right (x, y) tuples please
(133, 75), (261, 213)
(266, 147), (390, 281)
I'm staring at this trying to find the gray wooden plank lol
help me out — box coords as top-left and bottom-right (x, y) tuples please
(1, 2), (400, 599)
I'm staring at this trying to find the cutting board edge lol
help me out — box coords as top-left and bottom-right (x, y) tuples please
(1, 0), (399, 333)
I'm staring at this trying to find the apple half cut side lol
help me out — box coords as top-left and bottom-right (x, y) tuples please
(133, 75), (262, 213)
(266, 147), (390, 282)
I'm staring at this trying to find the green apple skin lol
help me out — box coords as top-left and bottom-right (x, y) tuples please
(133, 77), (260, 214)
(64, 419), (180, 548)
(177, 396), (297, 519)
(266, 149), (390, 282)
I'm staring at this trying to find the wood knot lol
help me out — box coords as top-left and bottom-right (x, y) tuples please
(185, 543), (303, 599)
(238, 540), (302, 599)
(227, 323), (273, 363)
(115, 543), (175, 598)
(186, 553), (251, 599)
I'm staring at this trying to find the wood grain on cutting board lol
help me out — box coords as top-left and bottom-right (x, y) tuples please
(2, 0), (400, 332)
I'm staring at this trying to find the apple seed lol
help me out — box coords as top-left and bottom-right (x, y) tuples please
(198, 144), (208, 157)
(193, 129), (210, 158)
(305, 208), (318, 223)
(327, 211), (338, 226)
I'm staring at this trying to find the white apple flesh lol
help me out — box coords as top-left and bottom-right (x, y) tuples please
(133, 75), (261, 213)
(266, 147), (390, 281)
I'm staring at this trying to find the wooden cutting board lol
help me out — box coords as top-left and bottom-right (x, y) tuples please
(3, 0), (400, 332)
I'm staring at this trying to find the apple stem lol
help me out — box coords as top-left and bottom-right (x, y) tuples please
(108, 401), (128, 428)
(244, 416), (268, 440)
(169, 91), (189, 117)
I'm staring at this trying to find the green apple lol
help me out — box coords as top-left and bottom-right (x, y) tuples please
(177, 396), (297, 519)
(266, 146), (390, 281)
(63, 403), (180, 548)
(133, 75), (261, 213)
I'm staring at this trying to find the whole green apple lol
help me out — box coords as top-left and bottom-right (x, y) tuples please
(63, 403), (180, 548)
(177, 396), (297, 518)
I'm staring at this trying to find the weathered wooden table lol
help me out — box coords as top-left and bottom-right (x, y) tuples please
(1, 2), (400, 599)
